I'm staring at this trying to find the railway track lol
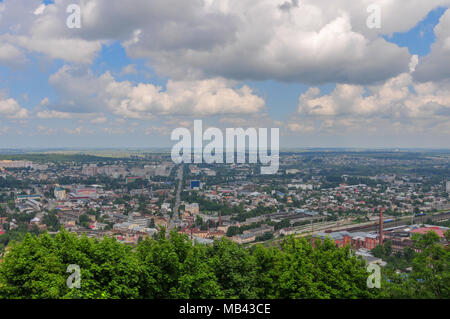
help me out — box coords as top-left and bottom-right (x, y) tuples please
(340, 211), (450, 233)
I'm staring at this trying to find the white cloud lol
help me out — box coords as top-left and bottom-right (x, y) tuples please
(287, 122), (315, 133)
(64, 126), (93, 135)
(36, 109), (107, 121)
(36, 125), (57, 135)
(2, 0), (449, 84)
(0, 40), (27, 66)
(90, 116), (108, 124)
(116, 78), (265, 118)
(121, 0), (415, 84)
(0, 97), (28, 118)
(414, 8), (450, 82)
(0, 0), (103, 65)
(39, 97), (49, 106)
(47, 65), (266, 118)
(121, 64), (138, 75)
(12, 35), (102, 65)
(144, 126), (171, 136)
(295, 56), (450, 134)
(0, 0), (449, 146)
(36, 110), (75, 119)
(102, 127), (135, 135)
(33, 3), (46, 16)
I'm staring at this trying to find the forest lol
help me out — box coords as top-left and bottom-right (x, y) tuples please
(0, 229), (447, 299)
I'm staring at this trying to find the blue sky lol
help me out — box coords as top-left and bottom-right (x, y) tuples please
(384, 6), (447, 57)
(0, 0), (450, 148)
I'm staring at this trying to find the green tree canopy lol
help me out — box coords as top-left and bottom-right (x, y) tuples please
(0, 229), (385, 299)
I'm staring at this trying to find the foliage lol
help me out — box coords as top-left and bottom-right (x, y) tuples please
(379, 231), (449, 299)
(42, 212), (60, 231)
(0, 229), (380, 299)
(0, 230), (141, 299)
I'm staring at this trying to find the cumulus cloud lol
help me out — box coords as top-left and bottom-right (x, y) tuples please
(39, 97), (49, 106)
(0, 0), (103, 64)
(0, 40), (27, 66)
(1, 0), (450, 145)
(64, 126), (93, 135)
(47, 65), (266, 118)
(414, 8), (450, 82)
(36, 110), (76, 119)
(120, 64), (138, 76)
(144, 126), (171, 136)
(36, 125), (57, 135)
(122, 0), (414, 84)
(33, 3), (46, 16)
(0, 97), (28, 118)
(2, 0), (448, 84)
(294, 55), (450, 134)
(287, 122), (315, 133)
(90, 116), (108, 124)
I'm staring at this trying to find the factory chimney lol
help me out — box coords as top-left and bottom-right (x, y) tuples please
(379, 207), (384, 245)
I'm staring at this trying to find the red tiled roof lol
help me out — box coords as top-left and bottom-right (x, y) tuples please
(411, 227), (445, 238)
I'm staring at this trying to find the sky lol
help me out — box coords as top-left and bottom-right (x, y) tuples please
(0, 0), (450, 149)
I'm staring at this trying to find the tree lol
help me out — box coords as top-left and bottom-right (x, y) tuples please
(78, 214), (90, 228)
(380, 231), (449, 299)
(226, 226), (241, 237)
(276, 236), (377, 298)
(205, 237), (257, 298)
(0, 230), (141, 299)
(0, 229), (385, 299)
(275, 219), (291, 230)
(7, 200), (15, 211)
(42, 212), (60, 231)
(251, 244), (282, 298)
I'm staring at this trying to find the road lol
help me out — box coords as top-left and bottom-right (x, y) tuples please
(169, 164), (183, 230)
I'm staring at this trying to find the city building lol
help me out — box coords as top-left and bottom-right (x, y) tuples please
(54, 187), (66, 200)
(355, 248), (386, 266)
(185, 203), (200, 215)
(232, 233), (256, 244)
(313, 231), (380, 250)
(82, 164), (98, 176)
(190, 180), (201, 190)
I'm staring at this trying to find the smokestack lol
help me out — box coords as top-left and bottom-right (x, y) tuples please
(379, 207), (383, 245)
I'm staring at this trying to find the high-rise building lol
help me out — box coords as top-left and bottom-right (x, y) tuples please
(446, 181), (450, 193)
(82, 164), (98, 176)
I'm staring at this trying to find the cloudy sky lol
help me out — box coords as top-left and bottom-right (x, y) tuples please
(0, 0), (450, 149)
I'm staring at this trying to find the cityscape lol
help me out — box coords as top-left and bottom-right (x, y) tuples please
(0, 0), (449, 307)
(0, 150), (448, 299)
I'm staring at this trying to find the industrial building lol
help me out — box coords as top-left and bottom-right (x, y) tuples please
(313, 230), (379, 250)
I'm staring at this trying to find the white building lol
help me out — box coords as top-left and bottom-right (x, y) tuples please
(185, 203), (200, 214)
